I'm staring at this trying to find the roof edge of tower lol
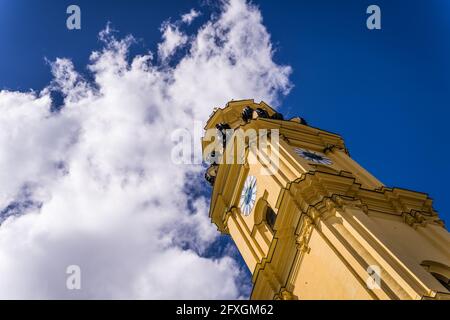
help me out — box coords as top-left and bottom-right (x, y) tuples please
(204, 99), (277, 130)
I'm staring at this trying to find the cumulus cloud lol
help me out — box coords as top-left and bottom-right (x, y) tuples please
(0, 0), (291, 299)
(181, 9), (201, 25)
(158, 23), (188, 62)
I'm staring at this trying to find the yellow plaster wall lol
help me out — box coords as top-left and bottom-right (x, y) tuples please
(293, 228), (373, 299)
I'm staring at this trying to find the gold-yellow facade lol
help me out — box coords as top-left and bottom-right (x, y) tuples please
(202, 99), (450, 300)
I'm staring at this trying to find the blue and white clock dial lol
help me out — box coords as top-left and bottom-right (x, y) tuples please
(294, 148), (332, 165)
(239, 175), (257, 216)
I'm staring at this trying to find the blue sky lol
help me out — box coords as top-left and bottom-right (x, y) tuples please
(1, 0), (449, 221)
(0, 0), (449, 298)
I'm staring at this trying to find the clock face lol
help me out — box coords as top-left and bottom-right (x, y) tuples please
(294, 148), (332, 165)
(239, 175), (257, 216)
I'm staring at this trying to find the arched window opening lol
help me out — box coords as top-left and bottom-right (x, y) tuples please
(431, 273), (450, 291)
(266, 206), (277, 231)
(421, 260), (450, 292)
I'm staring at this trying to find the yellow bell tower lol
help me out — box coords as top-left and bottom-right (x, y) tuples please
(202, 99), (450, 300)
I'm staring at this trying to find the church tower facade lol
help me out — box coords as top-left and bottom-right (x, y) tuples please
(202, 100), (450, 300)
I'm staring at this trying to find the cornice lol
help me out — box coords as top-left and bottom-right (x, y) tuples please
(280, 170), (444, 229)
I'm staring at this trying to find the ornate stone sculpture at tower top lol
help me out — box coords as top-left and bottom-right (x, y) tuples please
(202, 99), (450, 300)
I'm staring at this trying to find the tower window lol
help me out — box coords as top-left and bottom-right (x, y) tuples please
(421, 260), (450, 292)
(266, 207), (277, 231)
(431, 273), (450, 291)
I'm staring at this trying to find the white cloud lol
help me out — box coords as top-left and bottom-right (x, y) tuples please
(181, 9), (200, 25)
(158, 23), (188, 62)
(0, 0), (291, 299)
